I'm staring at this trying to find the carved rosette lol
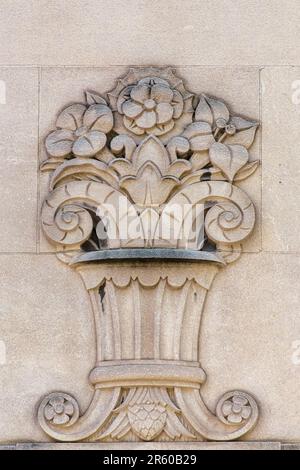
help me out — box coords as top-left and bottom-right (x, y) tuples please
(38, 67), (260, 442)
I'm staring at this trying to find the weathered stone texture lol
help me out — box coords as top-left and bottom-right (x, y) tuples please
(0, 0), (299, 446)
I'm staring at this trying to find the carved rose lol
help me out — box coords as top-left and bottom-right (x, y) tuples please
(221, 395), (252, 424)
(41, 68), (259, 257)
(43, 395), (75, 425)
(45, 102), (113, 158)
(117, 78), (184, 136)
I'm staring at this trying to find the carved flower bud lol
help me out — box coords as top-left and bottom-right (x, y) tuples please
(225, 123), (236, 135)
(215, 117), (227, 129)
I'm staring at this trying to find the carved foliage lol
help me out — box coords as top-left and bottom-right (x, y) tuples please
(101, 387), (194, 441)
(41, 67), (259, 263)
(37, 68), (260, 444)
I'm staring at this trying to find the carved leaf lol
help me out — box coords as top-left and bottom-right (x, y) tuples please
(234, 160), (259, 181)
(131, 135), (171, 171)
(72, 131), (107, 157)
(182, 122), (214, 151)
(195, 94), (229, 125)
(49, 158), (119, 190)
(194, 94), (213, 124)
(40, 157), (65, 171)
(230, 116), (258, 131)
(83, 104), (114, 134)
(189, 152), (210, 170)
(224, 125), (258, 148)
(167, 159), (192, 178)
(45, 129), (74, 157)
(56, 104), (86, 131)
(121, 162), (178, 206)
(85, 91), (107, 105)
(209, 142), (249, 182)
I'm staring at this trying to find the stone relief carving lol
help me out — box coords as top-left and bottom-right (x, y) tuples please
(38, 67), (260, 442)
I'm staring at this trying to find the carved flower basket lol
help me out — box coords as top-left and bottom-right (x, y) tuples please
(38, 67), (260, 442)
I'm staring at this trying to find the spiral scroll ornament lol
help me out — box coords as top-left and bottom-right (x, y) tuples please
(158, 180), (255, 258)
(205, 201), (254, 244)
(38, 393), (80, 429)
(50, 204), (93, 246)
(38, 67), (260, 443)
(216, 390), (259, 432)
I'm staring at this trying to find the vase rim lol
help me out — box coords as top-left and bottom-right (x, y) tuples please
(70, 248), (225, 266)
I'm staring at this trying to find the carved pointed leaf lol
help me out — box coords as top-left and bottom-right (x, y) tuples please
(120, 162), (178, 206)
(195, 94), (213, 124)
(182, 121), (212, 139)
(224, 125), (258, 148)
(164, 410), (195, 439)
(85, 91), (107, 105)
(234, 160), (259, 181)
(230, 116), (258, 131)
(205, 96), (230, 122)
(209, 142), (249, 182)
(131, 135), (171, 171)
(196, 95), (230, 126)
(139, 208), (160, 247)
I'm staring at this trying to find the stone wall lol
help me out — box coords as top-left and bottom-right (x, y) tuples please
(0, 0), (299, 444)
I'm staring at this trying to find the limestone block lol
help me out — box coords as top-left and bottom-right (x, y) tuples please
(202, 252), (300, 441)
(1, 253), (299, 442)
(0, 161), (37, 252)
(0, 67), (38, 252)
(0, 67), (38, 159)
(0, 1), (299, 66)
(0, 254), (94, 442)
(261, 67), (300, 252)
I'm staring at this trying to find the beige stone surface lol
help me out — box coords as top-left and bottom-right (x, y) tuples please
(0, 161), (37, 252)
(261, 67), (300, 252)
(36, 65), (261, 443)
(0, 67), (38, 252)
(0, 1), (300, 67)
(0, 67), (38, 159)
(201, 252), (300, 441)
(0, 254), (299, 442)
(38, 66), (261, 253)
(0, 254), (94, 442)
(0, 0), (299, 448)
